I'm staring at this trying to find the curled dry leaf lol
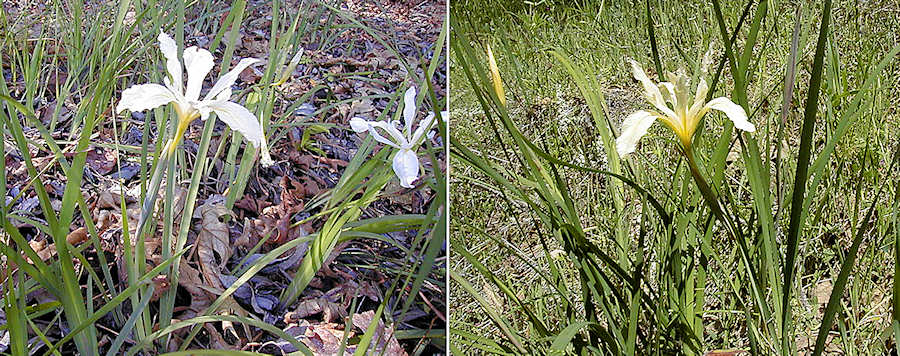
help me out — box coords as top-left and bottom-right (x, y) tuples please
(66, 227), (88, 245)
(351, 310), (407, 356)
(151, 275), (170, 301)
(288, 293), (346, 323)
(193, 195), (233, 290)
(177, 262), (213, 314)
(85, 147), (117, 175)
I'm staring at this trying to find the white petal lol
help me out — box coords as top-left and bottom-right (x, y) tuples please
(206, 101), (266, 148)
(410, 112), (436, 146)
(658, 82), (676, 106)
(629, 60), (676, 118)
(214, 87), (231, 102)
(182, 46), (215, 101)
(402, 86), (417, 135)
(392, 149), (419, 188)
(705, 97), (755, 132)
(204, 57), (260, 101)
(366, 121), (405, 148)
(690, 77), (709, 116)
(615, 110), (659, 156)
(116, 84), (177, 113)
(158, 31), (183, 94)
(349, 117), (370, 133)
(439, 111), (448, 122)
(259, 140), (275, 167)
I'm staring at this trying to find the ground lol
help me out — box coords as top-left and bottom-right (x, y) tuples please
(450, 0), (900, 354)
(1, 0), (445, 354)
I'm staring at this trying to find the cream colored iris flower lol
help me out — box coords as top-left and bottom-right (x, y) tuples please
(116, 31), (273, 166)
(350, 86), (447, 188)
(616, 59), (755, 157)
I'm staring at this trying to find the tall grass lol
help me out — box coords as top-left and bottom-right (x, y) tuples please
(0, 0), (446, 354)
(450, 0), (900, 354)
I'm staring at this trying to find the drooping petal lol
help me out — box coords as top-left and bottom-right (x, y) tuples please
(204, 58), (260, 101)
(158, 31), (183, 95)
(116, 84), (177, 113)
(402, 86), (417, 135)
(349, 117), (370, 133)
(704, 97), (755, 132)
(182, 46), (215, 101)
(615, 110), (659, 156)
(392, 148), (420, 188)
(205, 101), (267, 148)
(214, 87), (231, 102)
(629, 60), (676, 118)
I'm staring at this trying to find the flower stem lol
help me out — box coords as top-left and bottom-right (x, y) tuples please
(683, 146), (727, 225)
(135, 116), (191, 245)
(683, 144), (772, 336)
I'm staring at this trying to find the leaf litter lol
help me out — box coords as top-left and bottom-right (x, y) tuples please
(1, 0), (445, 354)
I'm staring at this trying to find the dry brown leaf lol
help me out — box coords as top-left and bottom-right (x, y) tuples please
(66, 227), (88, 245)
(351, 311), (407, 356)
(193, 195), (233, 290)
(299, 322), (347, 355)
(29, 239), (54, 262)
(290, 295), (346, 323)
(85, 147), (116, 175)
(177, 262), (213, 312)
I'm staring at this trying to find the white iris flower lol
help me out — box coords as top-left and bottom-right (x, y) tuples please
(350, 86), (447, 188)
(116, 31), (273, 166)
(616, 59), (755, 157)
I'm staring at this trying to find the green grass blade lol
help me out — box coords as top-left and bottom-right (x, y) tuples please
(812, 144), (898, 355)
(781, 0), (832, 348)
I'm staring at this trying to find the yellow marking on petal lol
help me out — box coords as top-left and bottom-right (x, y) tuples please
(166, 109), (201, 155)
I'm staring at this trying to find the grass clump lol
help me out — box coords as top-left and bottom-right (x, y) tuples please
(450, 0), (900, 354)
(0, 0), (446, 354)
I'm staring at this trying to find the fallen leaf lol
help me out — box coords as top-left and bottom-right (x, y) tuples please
(351, 311), (407, 356)
(66, 227), (88, 245)
(290, 294), (346, 323)
(193, 195), (233, 290)
(86, 147), (117, 175)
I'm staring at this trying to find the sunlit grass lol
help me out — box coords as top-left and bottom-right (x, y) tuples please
(450, 0), (900, 354)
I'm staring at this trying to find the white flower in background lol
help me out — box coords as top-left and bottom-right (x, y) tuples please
(616, 59), (755, 157)
(116, 31), (274, 166)
(350, 86), (447, 188)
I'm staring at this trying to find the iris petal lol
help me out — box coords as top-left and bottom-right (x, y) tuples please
(615, 110), (659, 156)
(204, 58), (260, 101)
(205, 101), (266, 149)
(392, 148), (420, 188)
(630, 60), (677, 118)
(158, 31), (183, 95)
(402, 86), (417, 135)
(116, 84), (177, 113)
(704, 97), (755, 132)
(183, 46), (215, 101)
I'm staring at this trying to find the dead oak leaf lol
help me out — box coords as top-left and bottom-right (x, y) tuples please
(193, 195), (233, 290)
(86, 147), (117, 175)
(351, 311), (407, 356)
(288, 294), (346, 323)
